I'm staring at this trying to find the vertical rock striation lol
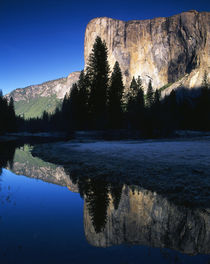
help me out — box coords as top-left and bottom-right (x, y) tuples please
(84, 11), (210, 91)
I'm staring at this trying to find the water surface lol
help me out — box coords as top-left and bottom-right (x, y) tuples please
(0, 141), (209, 264)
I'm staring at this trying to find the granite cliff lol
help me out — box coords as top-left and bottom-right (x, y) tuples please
(85, 10), (210, 93)
(6, 10), (209, 118)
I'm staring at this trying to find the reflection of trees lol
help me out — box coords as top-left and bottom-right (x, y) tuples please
(67, 170), (123, 233)
(0, 138), (54, 175)
(85, 179), (110, 233)
(0, 142), (17, 211)
(84, 185), (210, 256)
(110, 184), (123, 210)
(0, 142), (17, 174)
(84, 180), (123, 233)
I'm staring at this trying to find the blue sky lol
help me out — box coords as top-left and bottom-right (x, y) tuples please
(1, 0), (209, 94)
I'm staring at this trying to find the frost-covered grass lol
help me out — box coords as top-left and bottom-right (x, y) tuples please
(32, 138), (210, 208)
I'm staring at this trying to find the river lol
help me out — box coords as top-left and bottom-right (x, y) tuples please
(0, 140), (209, 264)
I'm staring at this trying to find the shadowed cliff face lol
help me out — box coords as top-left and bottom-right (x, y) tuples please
(84, 185), (210, 255)
(85, 10), (210, 91)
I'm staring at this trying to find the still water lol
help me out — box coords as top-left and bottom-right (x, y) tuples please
(0, 141), (209, 264)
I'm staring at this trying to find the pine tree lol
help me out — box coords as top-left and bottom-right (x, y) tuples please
(136, 76), (143, 92)
(154, 89), (160, 107)
(136, 76), (144, 109)
(68, 83), (79, 131)
(128, 77), (138, 99)
(42, 110), (49, 122)
(198, 71), (210, 130)
(77, 70), (89, 129)
(8, 97), (16, 132)
(86, 36), (110, 128)
(9, 97), (15, 114)
(146, 79), (154, 108)
(202, 70), (209, 90)
(126, 76), (145, 128)
(61, 93), (69, 130)
(135, 77), (145, 129)
(0, 92), (15, 134)
(61, 83), (79, 132)
(200, 71), (209, 115)
(108, 61), (124, 128)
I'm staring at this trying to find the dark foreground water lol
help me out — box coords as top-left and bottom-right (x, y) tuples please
(0, 141), (210, 264)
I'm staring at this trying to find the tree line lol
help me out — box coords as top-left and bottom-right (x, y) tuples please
(1, 36), (210, 137)
(0, 91), (16, 135)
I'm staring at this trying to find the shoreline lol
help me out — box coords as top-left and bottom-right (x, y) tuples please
(32, 138), (210, 209)
(1, 129), (210, 142)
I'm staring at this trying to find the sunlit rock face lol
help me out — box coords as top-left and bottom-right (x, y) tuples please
(85, 10), (210, 92)
(84, 185), (210, 255)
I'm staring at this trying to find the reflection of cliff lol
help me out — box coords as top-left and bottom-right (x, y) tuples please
(3, 143), (210, 256)
(84, 185), (210, 255)
(7, 145), (78, 192)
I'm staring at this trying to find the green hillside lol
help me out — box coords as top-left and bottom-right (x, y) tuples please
(14, 95), (61, 119)
(14, 145), (56, 169)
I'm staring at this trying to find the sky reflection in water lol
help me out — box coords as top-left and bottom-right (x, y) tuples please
(0, 142), (209, 264)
